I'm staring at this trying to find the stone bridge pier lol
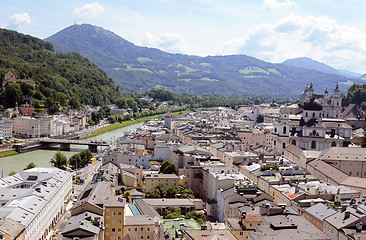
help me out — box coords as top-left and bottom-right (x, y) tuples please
(60, 143), (71, 151)
(88, 145), (98, 153)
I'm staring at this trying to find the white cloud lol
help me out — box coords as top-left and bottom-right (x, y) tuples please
(221, 14), (366, 72)
(141, 32), (187, 53)
(9, 12), (31, 27)
(74, 2), (104, 17)
(262, 0), (297, 10)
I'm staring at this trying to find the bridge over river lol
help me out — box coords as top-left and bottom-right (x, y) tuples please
(13, 138), (111, 153)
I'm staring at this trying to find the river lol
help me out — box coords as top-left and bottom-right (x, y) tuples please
(0, 122), (144, 177)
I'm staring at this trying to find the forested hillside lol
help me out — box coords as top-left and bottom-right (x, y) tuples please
(0, 28), (122, 109)
(343, 83), (366, 109)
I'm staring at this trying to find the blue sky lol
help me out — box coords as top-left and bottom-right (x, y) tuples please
(1, 0), (366, 73)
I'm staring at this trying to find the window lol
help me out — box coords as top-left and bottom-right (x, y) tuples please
(311, 141), (316, 149)
(112, 228), (115, 232)
(312, 112), (315, 118)
(239, 231), (244, 236)
(128, 228), (131, 232)
(141, 227), (144, 231)
(147, 236), (150, 240)
(147, 227), (150, 231)
(306, 112), (308, 117)
(283, 126), (286, 134)
(118, 212), (122, 216)
(118, 228), (121, 232)
(112, 212), (116, 216)
(135, 228), (138, 232)
(141, 236), (144, 240)
(118, 220), (122, 224)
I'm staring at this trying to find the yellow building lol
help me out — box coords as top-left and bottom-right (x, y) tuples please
(143, 174), (180, 194)
(103, 199), (125, 240)
(123, 215), (156, 240)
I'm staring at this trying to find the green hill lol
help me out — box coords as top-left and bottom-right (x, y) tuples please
(46, 24), (358, 97)
(0, 28), (122, 109)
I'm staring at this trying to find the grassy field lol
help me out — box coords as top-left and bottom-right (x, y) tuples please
(239, 66), (268, 75)
(0, 150), (19, 158)
(83, 110), (192, 139)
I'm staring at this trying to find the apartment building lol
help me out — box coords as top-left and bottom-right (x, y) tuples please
(143, 174), (179, 194)
(0, 168), (72, 240)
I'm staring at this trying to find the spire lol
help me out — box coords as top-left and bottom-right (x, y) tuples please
(334, 83), (340, 93)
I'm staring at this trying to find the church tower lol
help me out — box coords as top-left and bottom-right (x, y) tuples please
(330, 83), (342, 118)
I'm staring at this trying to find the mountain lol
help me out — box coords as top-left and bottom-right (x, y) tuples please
(282, 57), (342, 75)
(359, 74), (366, 81)
(46, 24), (359, 97)
(337, 69), (362, 78)
(0, 28), (122, 108)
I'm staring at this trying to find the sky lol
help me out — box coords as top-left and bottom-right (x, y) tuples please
(1, 0), (366, 73)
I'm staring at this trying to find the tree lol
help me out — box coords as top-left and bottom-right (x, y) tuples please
(256, 114), (264, 123)
(124, 190), (131, 202)
(80, 149), (93, 166)
(69, 153), (82, 169)
(164, 207), (181, 219)
(159, 160), (176, 174)
(8, 171), (16, 176)
(180, 188), (195, 199)
(185, 211), (206, 225)
(362, 131), (366, 148)
(50, 152), (68, 170)
(3, 81), (22, 108)
(33, 99), (41, 108)
(147, 184), (165, 198)
(166, 185), (179, 198)
(24, 162), (36, 170)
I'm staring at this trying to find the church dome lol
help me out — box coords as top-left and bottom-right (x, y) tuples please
(304, 98), (323, 111)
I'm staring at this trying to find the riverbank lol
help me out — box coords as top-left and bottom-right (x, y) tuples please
(82, 110), (192, 139)
(0, 150), (19, 158)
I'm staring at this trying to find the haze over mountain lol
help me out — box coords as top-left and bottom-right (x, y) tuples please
(46, 24), (361, 97)
(282, 57), (361, 78)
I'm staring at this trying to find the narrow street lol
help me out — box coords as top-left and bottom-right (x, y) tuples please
(51, 159), (102, 239)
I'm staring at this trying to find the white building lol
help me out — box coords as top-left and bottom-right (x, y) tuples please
(103, 147), (152, 169)
(0, 168), (72, 240)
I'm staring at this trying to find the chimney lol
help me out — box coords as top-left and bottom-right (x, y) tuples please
(344, 211), (350, 220)
(356, 222), (363, 233)
(342, 204), (347, 212)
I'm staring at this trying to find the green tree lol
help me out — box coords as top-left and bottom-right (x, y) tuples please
(8, 171), (16, 176)
(124, 190), (131, 202)
(180, 188), (195, 199)
(362, 131), (366, 148)
(4, 81), (22, 107)
(166, 185), (179, 198)
(24, 162), (36, 170)
(33, 99), (41, 108)
(159, 160), (176, 174)
(147, 184), (165, 198)
(69, 153), (82, 169)
(256, 114), (264, 123)
(164, 207), (181, 219)
(50, 152), (68, 170)
(80, 149), (93, 166)
(185, 211), (206, 225)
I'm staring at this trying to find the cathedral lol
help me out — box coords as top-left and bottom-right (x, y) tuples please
(272, 83), (352, 154)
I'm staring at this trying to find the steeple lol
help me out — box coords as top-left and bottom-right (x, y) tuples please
(334, 83), (340, 93)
